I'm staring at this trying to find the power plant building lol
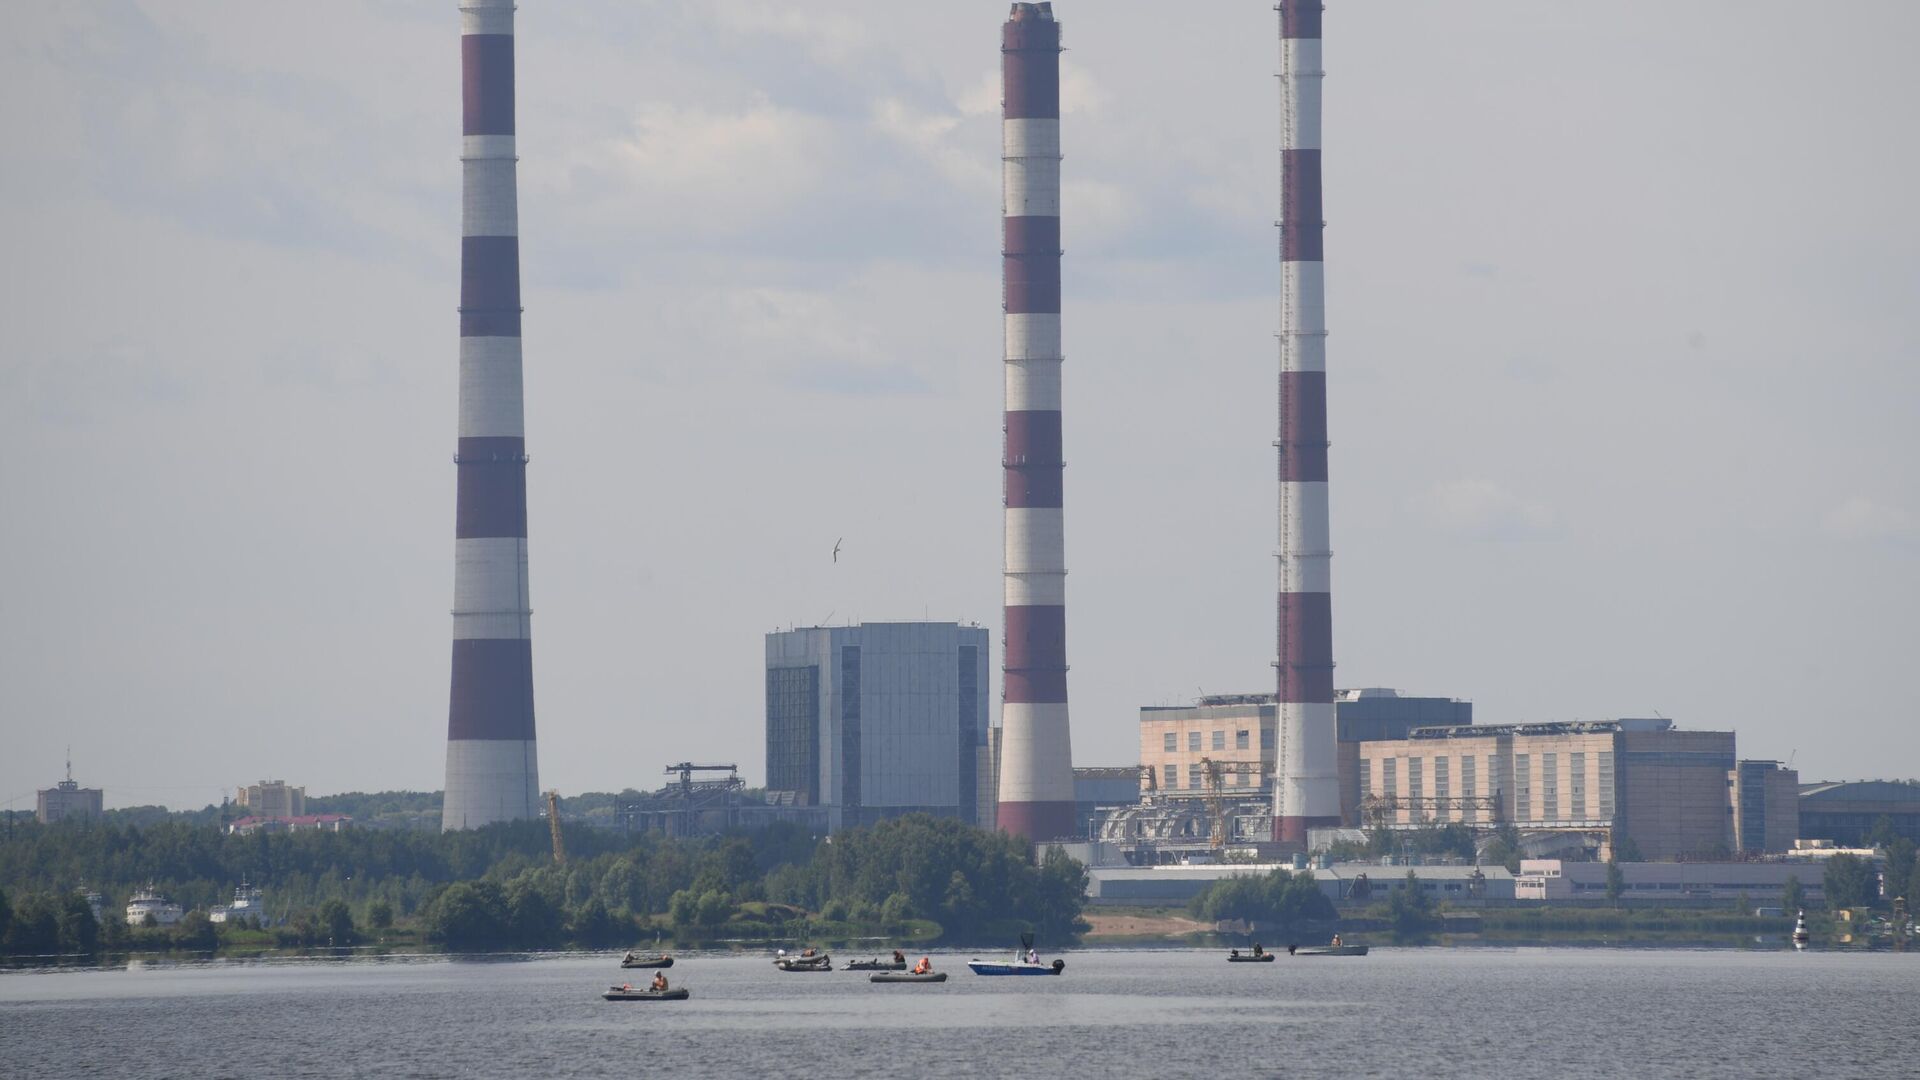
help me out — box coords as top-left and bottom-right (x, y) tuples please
(443, 0), (540, 829)
(1729, 760), (1800, 854)
(1796, 780), (1920, 846)
(1357, 719), (1737, 860)
(766, 623), (990, 831)
(236, 779), (307, 820)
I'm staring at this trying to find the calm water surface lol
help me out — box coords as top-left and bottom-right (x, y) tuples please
(3, 947), (1914, 1078)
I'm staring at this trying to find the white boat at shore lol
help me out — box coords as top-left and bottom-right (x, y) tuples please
(209, 883), (265, 925)
(126, 887), (184, 927)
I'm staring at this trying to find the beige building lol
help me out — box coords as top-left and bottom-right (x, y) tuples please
(1138, 689), (1473, 809)
(237, 779), (306, 819)
(1357, 719), (1736, 860)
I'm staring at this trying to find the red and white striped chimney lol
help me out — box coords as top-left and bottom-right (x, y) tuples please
(996, 2), (1075, 842)
(1273, 0), (1340, 845)
(444, 0), (539, 830)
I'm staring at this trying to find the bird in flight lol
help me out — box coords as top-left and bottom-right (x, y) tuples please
(833, 537), (842, 563)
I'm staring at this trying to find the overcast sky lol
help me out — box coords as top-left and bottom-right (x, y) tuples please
(4, 1), (1916, 811)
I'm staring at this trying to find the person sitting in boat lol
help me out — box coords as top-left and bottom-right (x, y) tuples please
(893, 949), (906, 965)
(1230, 948), (1241, 958)
(912, 956), (933, 975)
(651, 972), (669, 992)
(801, 947), (817, 958)
(1025, 948), (1039, 965)
(1330, 934), (1342, 947)
(1252, 943), (1264, 957)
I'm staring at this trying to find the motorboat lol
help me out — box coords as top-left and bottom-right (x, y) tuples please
(774, 950), (832, 972)
(871, 971), (947, 984)
(1289, 943), (1368, 957)
(620, 952), (674, 969)
(844, 958), (908, 971)
(1227, 949), (1275, 963)
(966, 958), (1064, 976)
(603, 984), (690, 1002)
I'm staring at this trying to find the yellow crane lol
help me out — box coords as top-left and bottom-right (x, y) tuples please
(1198, 757), (1228, 851)
(545, 789), (566, 864)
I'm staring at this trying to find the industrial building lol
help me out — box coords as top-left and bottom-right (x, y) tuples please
(765, 622), (990, 831)
(236, 780), (307, 820)
(996, 1), (1078, 842)
(36, 764), (103, 825)
(1357, 719), (1736, 860)
(1136, 688), (1470, 809)
(1515, 859), (1825, 906)
(1086, 861), (1517, 907)
(1796, 780), (1920, 846)
(1729, 760), (1800, 854)
(442, 0), (541, 830)
(1072, 767), (1141, 838)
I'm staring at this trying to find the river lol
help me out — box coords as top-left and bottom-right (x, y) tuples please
(2, 947), (1914, 1078)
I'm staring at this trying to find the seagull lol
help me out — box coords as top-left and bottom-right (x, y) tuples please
(832, 537), (842, 563)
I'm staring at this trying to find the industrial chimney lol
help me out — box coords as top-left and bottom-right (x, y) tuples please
(444, 0), (539, 830)
(1273, 0), (1340, 845)
(996, 2), (1076, 842)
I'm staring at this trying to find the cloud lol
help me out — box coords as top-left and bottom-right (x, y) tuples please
(1411, 479), (1560, 540)
(1822, 496), (1919, 544)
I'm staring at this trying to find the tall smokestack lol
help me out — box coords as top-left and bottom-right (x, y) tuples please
(996, 2), (1075, 842)
(444, 0), (538, 830)
(1273, 0), (1339, 845)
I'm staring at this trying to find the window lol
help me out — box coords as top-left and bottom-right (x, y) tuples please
(1434, 756), (1451, 801)
(1381, 758), (1397, 800)
(1188, 731), (1202, 752)
(1188, 764), (1203, 790)
(1408, 757), (1424, 801)
(1460, 757), (1477, 821)
(1163, 764), (1177, 789)
(1163, 732), (1177, 752)
(1212, 730), (1225, 751)
(1236, 729), (1251, 750)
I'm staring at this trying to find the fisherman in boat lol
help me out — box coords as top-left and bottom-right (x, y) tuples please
(1230, 948), (1241, 958)
(1330, 933), (1342, 947)
(912, 956), (933, 975)
(651, 972), (669, 992)
(1252, 943), (1264, 957)
(1026, 948), (1039, 965)
(801, 947), (817, 958)
(893, 949), (906, 965)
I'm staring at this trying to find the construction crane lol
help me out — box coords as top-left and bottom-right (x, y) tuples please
(1198, 757), (1228, 851)
(545, 789), (566, 864)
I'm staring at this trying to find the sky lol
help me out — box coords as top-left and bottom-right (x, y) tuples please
(3, 1), (1916, 811)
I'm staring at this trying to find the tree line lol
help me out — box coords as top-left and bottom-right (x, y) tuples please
(0, 813), (1086, 956)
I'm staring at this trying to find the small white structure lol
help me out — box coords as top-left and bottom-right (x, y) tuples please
(125, 887), (184, 927)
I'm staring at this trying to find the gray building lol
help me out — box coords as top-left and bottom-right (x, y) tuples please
(1797, 780), (1920, 846)
(766, 622), (990, 830)
(37, 773), (103, 825)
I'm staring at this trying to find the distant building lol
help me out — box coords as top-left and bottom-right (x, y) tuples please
(1797, 780), (1920, 846)
(1072, 767), (1142, 838)
(226, 814), (350, 835)
(1137, 688), (1472, 815)
(765, 622), (990, 831)
(1730, 760), (1800, 854)
(1357, 719), (1736, 860)
(1516, 859), (1827, 906)
(37, 768), (104, 825)
(236, 780), (306, 819)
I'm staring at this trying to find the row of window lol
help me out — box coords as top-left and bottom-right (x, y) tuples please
(1160, 729), (1256, 752)
(1157, 761), (1261, 790)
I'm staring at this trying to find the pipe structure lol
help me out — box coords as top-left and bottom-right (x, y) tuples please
(444, 0), (539, 830)
(996, 2), (1075, 842)
(1273, 0), (1340, 845)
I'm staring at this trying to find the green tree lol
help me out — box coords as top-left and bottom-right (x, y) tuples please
(0, 887), (11, 943)
(366, 899), (394, 930)
(58, 894), (99, 954)
(505, 877), (565, 945)
(1612, 835), (1645, 863)
(176, 910), (218, 951)
(1824, 852), (1874, 909)
(1387, 871), (1438, 934)
(1880, 837), (1915, 910)
(1605, 860), (1625, 904)
(424, 881), (510, 946)
(691, 889), (733, 929)
(3, 894), (60, 954)
(314, 899), (355, 944)
(1782, 874), (1805, 914)
(569, 897), (622, 946)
